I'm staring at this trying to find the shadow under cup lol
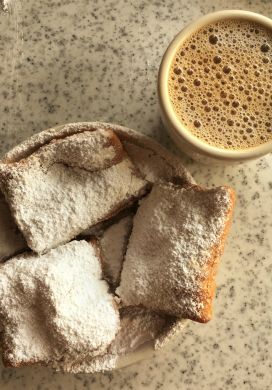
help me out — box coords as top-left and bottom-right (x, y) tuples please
(158, 10), (272, 164)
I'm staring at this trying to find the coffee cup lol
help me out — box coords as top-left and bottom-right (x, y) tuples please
(158, 10), (272, 163)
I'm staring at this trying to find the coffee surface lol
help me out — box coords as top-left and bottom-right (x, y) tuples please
(168, 19), (272, 149)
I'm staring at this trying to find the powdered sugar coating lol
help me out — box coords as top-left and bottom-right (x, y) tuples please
(40, 129), (123, 172)
(117, 183), (234, 322)
(0, 134), (147, 253)
(0, 240), (119, 367)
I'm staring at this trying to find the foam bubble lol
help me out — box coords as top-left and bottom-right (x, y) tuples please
(168, 18), (272, 150)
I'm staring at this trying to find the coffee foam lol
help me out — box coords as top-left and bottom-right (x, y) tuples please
(168, 19), (272, 150)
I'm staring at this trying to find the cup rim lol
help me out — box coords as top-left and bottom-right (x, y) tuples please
(158, 10), (272, 160)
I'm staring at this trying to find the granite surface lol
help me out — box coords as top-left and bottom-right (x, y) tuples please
(0, 0), (272, 389)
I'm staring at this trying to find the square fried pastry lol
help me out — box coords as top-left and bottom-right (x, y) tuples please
(117, 183), (235, 323)
(0, 240), (119, 368)
(0, 129), (148, 253)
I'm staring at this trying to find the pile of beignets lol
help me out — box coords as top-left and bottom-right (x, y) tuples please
(0, 123), (235, 373)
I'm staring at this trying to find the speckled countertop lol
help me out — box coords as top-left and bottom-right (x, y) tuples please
(0, 0), (272, 389)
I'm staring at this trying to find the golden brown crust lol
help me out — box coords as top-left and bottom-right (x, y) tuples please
(196, 186), (236, 323)
(104, 129), (124, 167)
(174, 185), (235, 323)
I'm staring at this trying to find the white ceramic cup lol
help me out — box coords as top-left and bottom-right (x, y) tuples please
(158, 10), (272, 164)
